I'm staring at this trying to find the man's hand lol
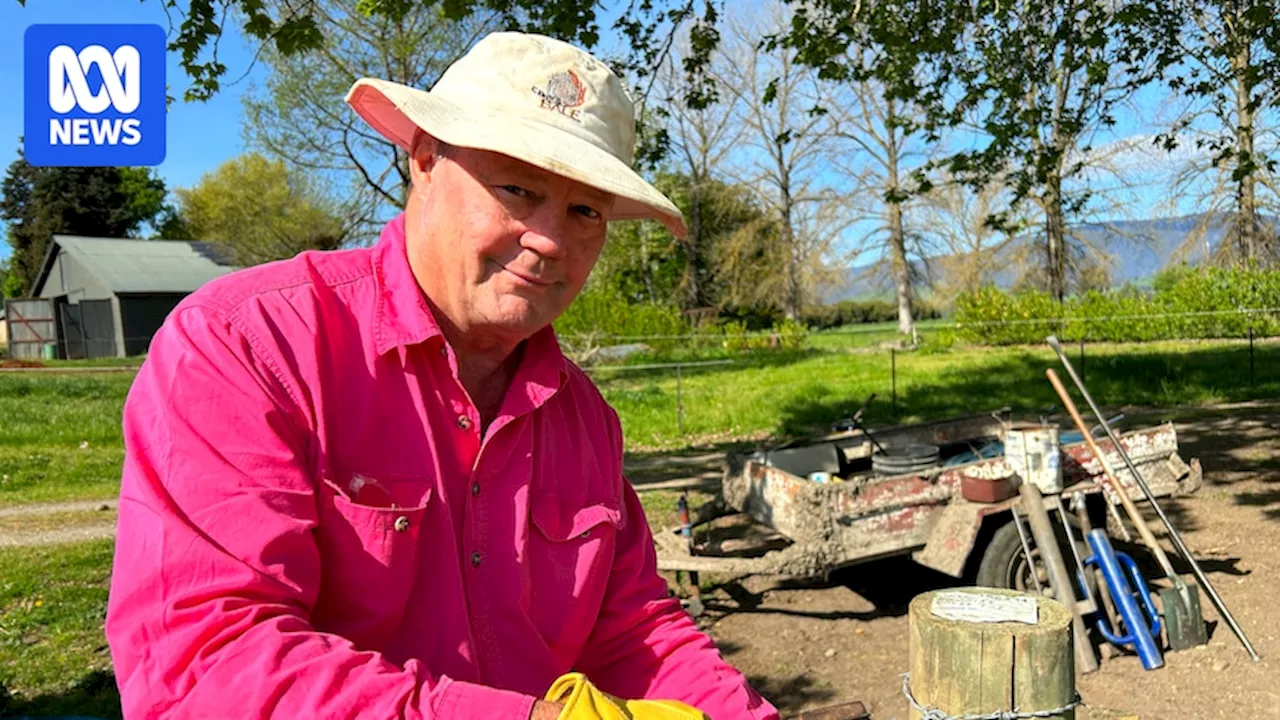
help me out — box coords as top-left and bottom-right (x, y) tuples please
(531, 700), (564, 720)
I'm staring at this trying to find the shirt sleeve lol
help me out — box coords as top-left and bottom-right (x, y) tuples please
(574, 418), (780, 720)
(105, 304), (536, 720)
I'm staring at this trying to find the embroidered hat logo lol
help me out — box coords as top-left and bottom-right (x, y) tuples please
(531, 70), (586, 121)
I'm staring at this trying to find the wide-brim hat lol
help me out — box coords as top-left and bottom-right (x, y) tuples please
(345, 31), (687, 238)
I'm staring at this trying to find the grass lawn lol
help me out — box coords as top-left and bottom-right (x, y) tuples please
(0, 539), (120, 719)
(0, 373), (132, 507)
(3, 335), (1278, 504)
(595, 337), (1280, 450)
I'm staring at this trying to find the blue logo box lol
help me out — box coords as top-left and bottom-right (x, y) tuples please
(24, 24), (167, 167)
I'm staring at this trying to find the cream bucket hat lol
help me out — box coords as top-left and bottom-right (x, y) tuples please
(345, 31), (687, 238)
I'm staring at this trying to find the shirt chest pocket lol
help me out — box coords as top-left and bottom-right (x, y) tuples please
(528, 493), (623, 657)
(311, 472), (433, 649)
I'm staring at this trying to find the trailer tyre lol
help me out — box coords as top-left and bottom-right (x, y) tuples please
(976, 518), (1087, 593)
(976, 521), (1032, 590)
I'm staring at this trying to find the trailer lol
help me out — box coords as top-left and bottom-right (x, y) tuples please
(654, 409), (1202, 590)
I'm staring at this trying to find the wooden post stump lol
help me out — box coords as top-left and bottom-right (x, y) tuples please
(908, 588), (1075, 720)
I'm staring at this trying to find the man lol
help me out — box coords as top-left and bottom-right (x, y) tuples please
(106, 31), (780, 720)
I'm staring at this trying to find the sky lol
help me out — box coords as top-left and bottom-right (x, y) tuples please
(0, 0), (269, 262)
(0, 1), (1241, 270)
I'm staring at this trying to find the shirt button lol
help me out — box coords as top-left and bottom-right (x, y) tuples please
(457, 415), (472, 430)
(471, 482), (481, 497)
(394, 516), (410, 533)
(471, 551), (482, 567)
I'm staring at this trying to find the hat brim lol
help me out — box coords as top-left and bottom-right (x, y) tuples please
(345, 78), (687, 239)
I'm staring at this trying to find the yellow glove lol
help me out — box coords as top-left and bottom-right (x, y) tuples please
(545, 672), (709, 720)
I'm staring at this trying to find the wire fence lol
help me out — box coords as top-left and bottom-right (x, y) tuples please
(578, 312), (1280, 446)
(6, 310), (1278, 445)
(559, 306), (1280, 345)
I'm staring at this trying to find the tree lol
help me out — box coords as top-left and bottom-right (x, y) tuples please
(243, 0), (496, 243)
(917, 178), (1019, 305)
(593, 172), (777, 313)
(716, 7), (850, 320)
(176, 153), (348, 266)
(773, 0), (1156, 302)
(38, 0), (718, 110)
(1, 144), (170, 295)
(1142, 0), (1280, 266)
(824, 42), (946, 337)
(652, 42), (744, 309)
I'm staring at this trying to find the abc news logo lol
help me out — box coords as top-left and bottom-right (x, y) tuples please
(48, 44), (143, 147)
(24, 24), (166, 167)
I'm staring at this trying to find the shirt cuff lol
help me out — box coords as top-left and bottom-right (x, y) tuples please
(434, 677), (538, 720)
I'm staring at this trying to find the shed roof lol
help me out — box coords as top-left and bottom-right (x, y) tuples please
(34, 235), (239, 296)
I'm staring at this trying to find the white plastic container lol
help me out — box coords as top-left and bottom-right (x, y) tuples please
(1003, 425), (1062, 494)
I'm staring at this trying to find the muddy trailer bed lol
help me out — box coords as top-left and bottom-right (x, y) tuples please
(655, 411), (1202, 582)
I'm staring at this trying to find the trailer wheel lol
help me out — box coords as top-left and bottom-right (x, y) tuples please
(976, 517), (1087, 593)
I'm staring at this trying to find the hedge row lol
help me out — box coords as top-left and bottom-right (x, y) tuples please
(953, 267), (1280, 345)
(801, 298), (943, 330)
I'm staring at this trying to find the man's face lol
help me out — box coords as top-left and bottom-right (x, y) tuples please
(405, 141), (613, 346)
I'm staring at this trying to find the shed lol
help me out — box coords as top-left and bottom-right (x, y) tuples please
(8, 235), (237, 359)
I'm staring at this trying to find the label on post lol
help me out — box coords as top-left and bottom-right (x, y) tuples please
(932, 592), (1039, 625)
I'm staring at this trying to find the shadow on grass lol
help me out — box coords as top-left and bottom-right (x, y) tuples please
(597, 347), (825, 374)
(0, 670), (121, 720)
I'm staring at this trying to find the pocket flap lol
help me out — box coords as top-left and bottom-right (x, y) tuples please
(532, 494), (622, 541)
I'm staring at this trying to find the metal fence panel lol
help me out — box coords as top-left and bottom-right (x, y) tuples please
(5, 298), (56, 360)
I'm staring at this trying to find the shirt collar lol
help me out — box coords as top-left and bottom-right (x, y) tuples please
(371, 213), (570, 406)
(372, 213), (443, 356)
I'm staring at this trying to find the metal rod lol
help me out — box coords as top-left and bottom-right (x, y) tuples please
(1048, 335), (1261, 662)
(1010, 507), (1043, 595)
(1051, 493), (1094, 609)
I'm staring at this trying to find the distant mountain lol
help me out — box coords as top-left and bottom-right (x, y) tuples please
(829, 213), (1266, 301)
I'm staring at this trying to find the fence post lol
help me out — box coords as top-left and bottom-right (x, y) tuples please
(1250, 326), (1255, 387)
(891, 348), (898, 417)
(676, 363), (684, 435)
(1079, 336), (1085, 387)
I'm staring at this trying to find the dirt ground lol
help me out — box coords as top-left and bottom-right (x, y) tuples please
(630, 406), (1280, 720)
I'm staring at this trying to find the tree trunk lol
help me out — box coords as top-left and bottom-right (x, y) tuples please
(1045, 172), (1067, 303)
(1232, 34), (1259, 264)
(686, 175), (704, 308)
(889, 201), (915, 337)
(781, 183), (801, 320)
(885, 101), (916, 337)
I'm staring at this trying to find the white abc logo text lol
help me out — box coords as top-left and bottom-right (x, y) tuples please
(49, 44), (140, 113)
(47, 44), (143, 146)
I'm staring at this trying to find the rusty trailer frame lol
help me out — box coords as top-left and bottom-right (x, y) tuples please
(655, 411), (1202, 580)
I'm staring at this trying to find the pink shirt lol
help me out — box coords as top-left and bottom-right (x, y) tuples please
(106, 215), (778, 720)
